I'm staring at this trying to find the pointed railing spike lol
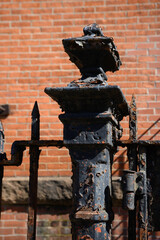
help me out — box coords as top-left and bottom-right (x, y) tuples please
(27, 101), (41, 240)
(31, 101), (40, 119)
(31, 101), (40, 141)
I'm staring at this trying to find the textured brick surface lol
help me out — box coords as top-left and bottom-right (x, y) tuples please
(0, 0), (160, 239)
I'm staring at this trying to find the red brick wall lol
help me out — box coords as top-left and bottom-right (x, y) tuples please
(0, 0), (160, 239)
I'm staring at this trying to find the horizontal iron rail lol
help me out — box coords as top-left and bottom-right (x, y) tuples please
(0, 140), (64, 166)
(117, 140), (160, 147)
(12, 140), (64, 148)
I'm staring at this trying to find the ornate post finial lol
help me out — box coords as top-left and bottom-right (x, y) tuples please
(83, 23), (104, 36)
(62, 23), (122, 87)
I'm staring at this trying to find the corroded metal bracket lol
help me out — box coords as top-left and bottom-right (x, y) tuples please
(122, 170), (145, 211)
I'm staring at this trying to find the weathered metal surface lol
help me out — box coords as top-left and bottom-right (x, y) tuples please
(27, 101), (41, 240)
(119, 139), (160, 235)
(45, 87), (129, 240)
(138, 146), (148, 240)
(61, 112), (116, 240)
(145, 145), (160, 232)
(128, 96), (138, 240)
(129, 95), (137, 141)
(0, 104), (9, 119)
(45, 24), (129, 240)
(45, 86), (129, 120)
(62, 23), (122, 87)
(117, 139), (160, 147)
(122, 170), (136, 211)
(0, 121), (4, 217)
(0, 140), (63, 166)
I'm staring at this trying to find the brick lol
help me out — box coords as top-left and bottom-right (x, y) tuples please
(150, 23), (160, 29)
(12, 22), (31, 27)
(41, 2), (62, 8)
(74, 7), (95, 13)
(0, 22), (10, 28)
(149, 9), (160, 16)
(14, 228), (27, 234)
(137, 43), (155, 49)
(32, 21), (53, 27)
(140, 16), (156, 23)
(30, 46), (51, 52)
(138, 56), (155, 62)
(4, 237), (26, 240)
(0, 9), (10, 15)
(4, 221), (26, 228)
(85, 1), (105, 6)
(127, 23), (149, 30)
(10, 59), (30, 65)
(128, 0), (148, 3)
(149, 88), (160, 95)
(54, 8), (74, 14)
(21, 3), (41, 8)
(21, 15), (40, 21)
(41, 14), (62, 20)
(33, 9), (52, 14)
(0, 229), (14, 235)
(0, 28), (19, 34)
(138, 108), (154, 115)
(47, 163), (69, 170)
(12, 9), (32, 14)
(10, 47), (29, 53)
(0, 3), (19, 9)
(0, 15), (19, 21)
(127, 10), (148, 17)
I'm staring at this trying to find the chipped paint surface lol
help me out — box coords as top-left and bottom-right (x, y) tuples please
(46, 24), (129, 239)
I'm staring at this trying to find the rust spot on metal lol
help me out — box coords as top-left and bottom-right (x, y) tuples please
(84, 188), (88, 194)
(95, 226), (101, 233)
(85, 173), (94, 185)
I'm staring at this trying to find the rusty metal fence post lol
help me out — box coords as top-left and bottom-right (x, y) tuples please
(45, 24), (129, 240)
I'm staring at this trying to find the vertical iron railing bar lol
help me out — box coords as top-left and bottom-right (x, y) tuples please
(128, 95), (137, 240)
(138, 146), (148, 240)
(0, 121), (4, 218)
(27, 101), (41, 240)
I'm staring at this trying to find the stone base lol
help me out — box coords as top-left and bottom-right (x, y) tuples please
(1, 177), (123, 205)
